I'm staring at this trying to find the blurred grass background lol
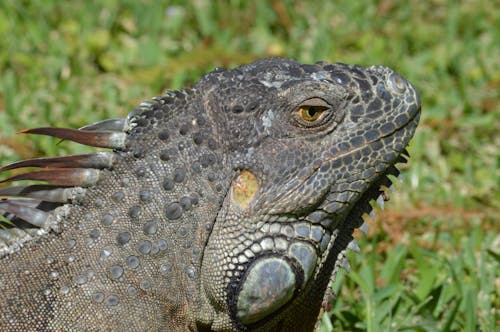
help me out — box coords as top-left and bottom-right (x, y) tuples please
(0, 1), (498, 331)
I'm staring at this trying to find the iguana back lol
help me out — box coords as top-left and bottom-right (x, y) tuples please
(0, 58), (420, 331)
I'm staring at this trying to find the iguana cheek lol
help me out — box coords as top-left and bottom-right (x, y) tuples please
(235, 242), (317, 324)
(236, 257), (296, 324)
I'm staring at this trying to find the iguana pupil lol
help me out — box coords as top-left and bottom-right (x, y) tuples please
(300, 106), (322, 121)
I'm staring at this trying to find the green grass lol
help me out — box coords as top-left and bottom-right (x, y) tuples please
(0, 1), (498, 331)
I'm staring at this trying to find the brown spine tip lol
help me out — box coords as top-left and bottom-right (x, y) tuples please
(20, 127), (126, 149)
(0, 168), (100, 187)
(0, 152), (115, 173)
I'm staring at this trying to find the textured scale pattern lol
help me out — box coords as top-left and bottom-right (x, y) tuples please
(0, 58), (420, 331)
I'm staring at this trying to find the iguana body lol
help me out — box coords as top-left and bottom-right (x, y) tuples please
(0, 58), (420, 331)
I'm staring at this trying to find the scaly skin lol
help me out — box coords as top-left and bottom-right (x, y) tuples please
(0, 58), (420, 331)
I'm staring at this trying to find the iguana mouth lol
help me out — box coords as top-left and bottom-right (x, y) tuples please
(326, 144), (414, 276)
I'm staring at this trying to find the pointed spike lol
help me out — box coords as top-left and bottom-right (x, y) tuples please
(9, 228), (30, 238)
(20, 127), (126, 149)
(127, 109), (142, 121)
(347, 239), (360, 253)
(152, 96), (166, 104)
(79, 118), (126, 132)
(0, 228), (33, 257)
(382, 190), (390, 201)
(1, 211), (16, 222)
(321, 287), (335, 313)
(379, 177), (393, 190)
(0, 185), (47, 196)
(396, 154), (408, 163)
(0, 229), (14, 242)
(376, 195), (385, 210)
(387, 165), (401, 178)
(0, 201), (50, 228)
(359, 221), (369, 235)
(0, 168), (100, 187)
(139, 101), (154, 108)
(379, 184), (389, 191)
(0, 185), (78, 203)
(0, 152), (116, 173)
(162, 90), (176, 97)
(342, 259), (351, 272)
(369, 209), (376, 220)
(1, 198), (43, 208)
(401, 148), (410, 158)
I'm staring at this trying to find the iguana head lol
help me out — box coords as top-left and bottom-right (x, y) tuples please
(197, 58), (421, 330)
(0, 58), (419, 331)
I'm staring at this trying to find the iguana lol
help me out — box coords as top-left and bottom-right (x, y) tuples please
(0, 58), (420, 331)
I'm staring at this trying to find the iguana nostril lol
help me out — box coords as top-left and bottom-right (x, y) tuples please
(388, 73), (407, 94)
(231, 170), (259, 209)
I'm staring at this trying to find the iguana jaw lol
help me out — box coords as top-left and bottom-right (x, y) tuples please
(196, 63), (421, 331)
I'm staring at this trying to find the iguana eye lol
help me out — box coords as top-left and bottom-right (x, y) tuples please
(298, 105), (326, 122)
(293, 98), (331, 127)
